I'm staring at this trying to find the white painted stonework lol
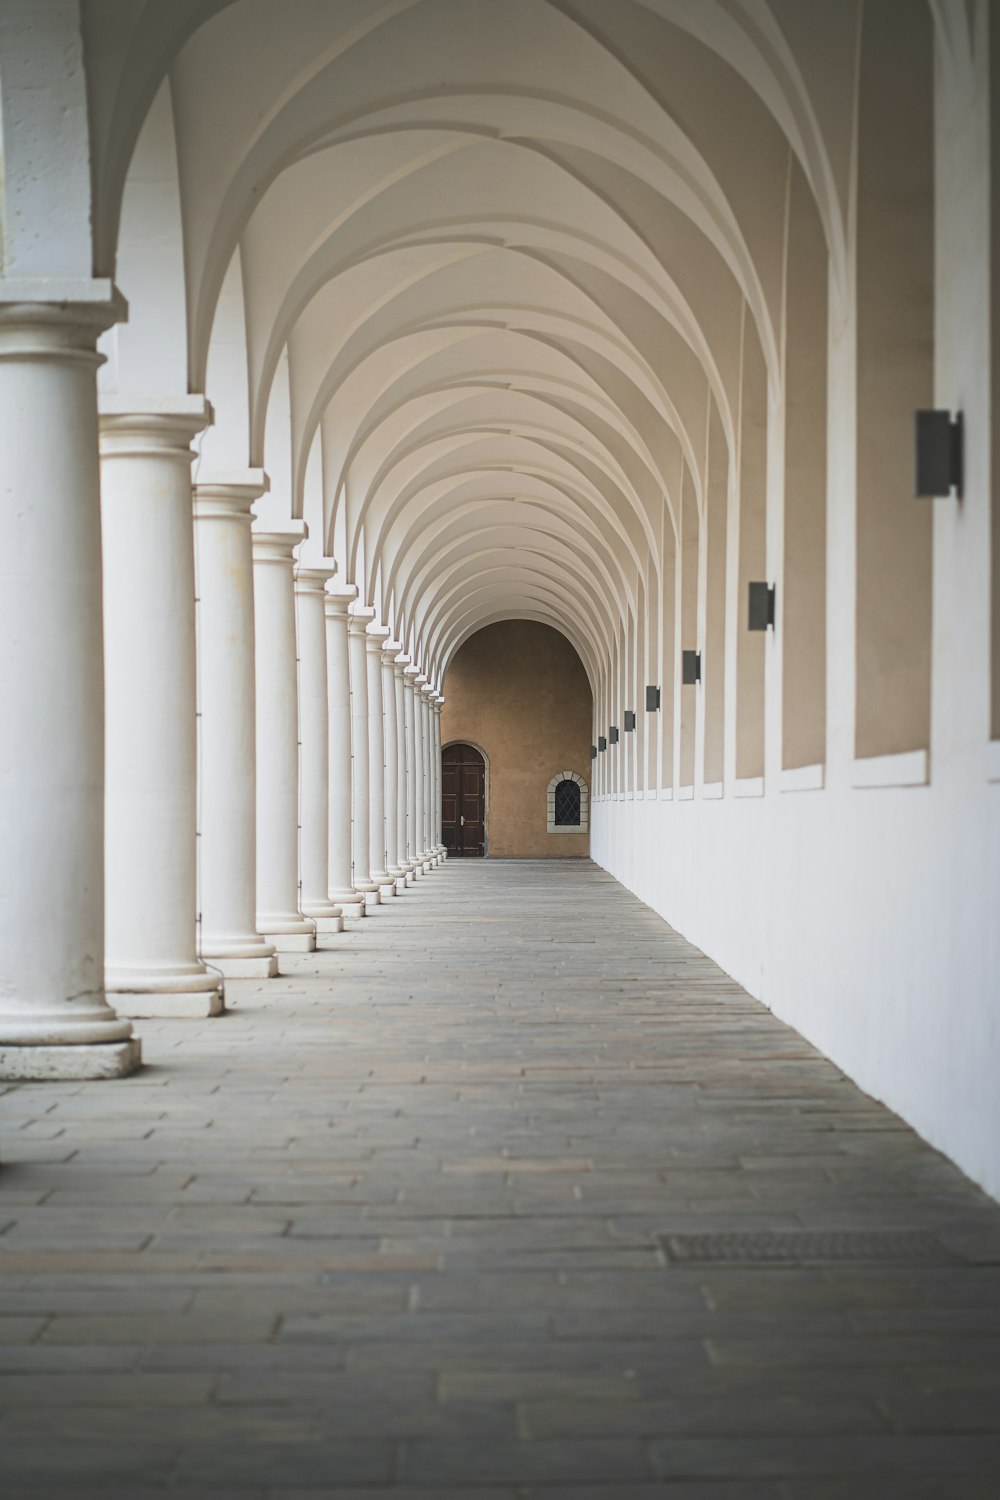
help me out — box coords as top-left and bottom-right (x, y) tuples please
(252, 524), (316, 953)
(324, 583), (364, 920)
(192, 475), (278, 980)
(295, 564), (342, 934)
(100, 397), (224, 1018)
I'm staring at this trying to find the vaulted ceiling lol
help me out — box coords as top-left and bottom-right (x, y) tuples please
(80, 0), (860, 687)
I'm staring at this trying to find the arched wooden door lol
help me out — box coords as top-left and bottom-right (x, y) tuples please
(442, 743), (486, 857)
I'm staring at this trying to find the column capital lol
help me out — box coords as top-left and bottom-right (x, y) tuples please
(382, 639), (403, 662)
(365, 624), (391, 653)
(193, 468), (269, 522)
(414, 673), (429, 690)
(252, 521), (307, 566)
(393, 651), (411, 676)
(324, 582), (358, 619)
(294, 560), (337, 596)
(420, 683), (436, 703)
(0, 280), (127, 362)
(403, 663), (421, 683)
(348, 604), (377, 636)
(98, 395), (213, 462)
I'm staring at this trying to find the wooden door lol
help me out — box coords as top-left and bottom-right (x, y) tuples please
(441, 743), (485, 856)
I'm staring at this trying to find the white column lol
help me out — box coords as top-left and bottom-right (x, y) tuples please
(412, 672), (429, 869)
(193, 473), (277, 978)
(432, 693), (446, 860)
(295, 564), (342, 936)
(394, 655), (415, 883)
(252, 526), (316, 953)
(382, 641), (406, 888)
(0, 291), (140, 1079)
(365, 624), (395, 896)
(99, 396), (223, 1018)
(403, 663), (422, 877)
(348, 605), (379, 902)
(420, 684), (435, 869)
(324, 584), (364, 919)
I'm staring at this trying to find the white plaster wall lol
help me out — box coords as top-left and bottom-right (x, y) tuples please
(592, 774), (1000, 1201)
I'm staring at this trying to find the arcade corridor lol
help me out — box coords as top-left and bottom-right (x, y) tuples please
(2, 861), (999, 1494)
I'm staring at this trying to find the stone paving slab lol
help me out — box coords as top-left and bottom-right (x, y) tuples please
(1, 857), (999, 1492)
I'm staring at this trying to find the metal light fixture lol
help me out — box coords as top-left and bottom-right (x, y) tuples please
(645, 685), (661, 712)
(915, 409), (963, 497)
(623, 710), (636, 732)
(748, 582), (776, 631)
(598, 735), (607, 752)
(682, 650), (701, 685)
(609, 725), (619, 745)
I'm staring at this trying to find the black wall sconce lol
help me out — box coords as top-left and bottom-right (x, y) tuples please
(608, 725), (619, 745)
(748, 581), (776, 631)
(682, 649), (701, 685)
(915, 409), (963, 497)
(589, 744), (598, 760)
(645, 685), (661, 712)
(623, 710), (636, 732)
(598, 735), (607, 752)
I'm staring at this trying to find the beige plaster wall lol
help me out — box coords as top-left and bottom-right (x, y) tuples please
(441, 620), (592, 858)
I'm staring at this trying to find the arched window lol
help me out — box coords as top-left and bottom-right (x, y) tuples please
(546, 771), (589, 835)
(554, 779), (581, 825)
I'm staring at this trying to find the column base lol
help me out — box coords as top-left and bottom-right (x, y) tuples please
(378, 880), (397, 898)
(106, 962), (224, 1020)
(302, 902), (343, 935)
(114, 989), (224, 1019)
(310, 914), (343, 936)
(404, 871), (416, 886)
(209, 954), (279, 979)
(264, 931), (316, 953)
(0, 1039), (142, 1081)
(255, 916), (315, 953)
(363, 889), (381, 911)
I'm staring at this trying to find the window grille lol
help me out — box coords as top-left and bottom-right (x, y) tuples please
(546, 770), (589, 834)
(554, 779), (581, 826)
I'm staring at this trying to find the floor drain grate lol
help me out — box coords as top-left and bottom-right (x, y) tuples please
(660, 1230), (958, 1265)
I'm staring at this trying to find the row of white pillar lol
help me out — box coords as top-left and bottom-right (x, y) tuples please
(0, 311), (444, 1081)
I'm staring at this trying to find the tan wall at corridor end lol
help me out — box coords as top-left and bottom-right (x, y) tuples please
(441, 620), (592, 858)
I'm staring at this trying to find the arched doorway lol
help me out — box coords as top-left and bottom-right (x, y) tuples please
(442, 743), (486, 857)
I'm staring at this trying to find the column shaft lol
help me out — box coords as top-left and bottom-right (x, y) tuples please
(0, 291), (139, 1077)
(253, 528), (315, 952)
(425, 690), (434, 870)
(324, 586), (364, 917)
(395, 656), (414, 882)
(100, 398), (223, 1017)
(403, 666), (421, 876)
(382, 643), (405, 882)
(193, 475), (277, 978)
(432, 696), (445, 859)
(348, 607), (379, 900)
(415, 677), (430, 868)
(365, 625), (394, 894)
(295, 566), (342, 935)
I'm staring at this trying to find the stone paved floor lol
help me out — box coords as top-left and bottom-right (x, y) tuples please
(2, 859), (1000, 1498)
